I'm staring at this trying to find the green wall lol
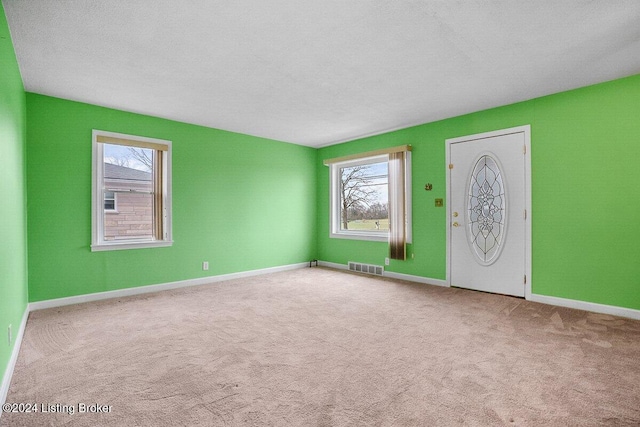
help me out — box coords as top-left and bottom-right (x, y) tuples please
(2, 0), (637, 401)
(26, 94), (317, 302)
(317, 74), (640, 311)
(8, 1), (640, 335)
(0, 3), (28, 393)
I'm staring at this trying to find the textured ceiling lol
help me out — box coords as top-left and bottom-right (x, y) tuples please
(3, 1), (640, 147)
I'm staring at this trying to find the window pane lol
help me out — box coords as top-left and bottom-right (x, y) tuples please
(103, 143), (154, 241)
(104, 144), (153, 174)
(92, 131), (172, 251)
(104, 191), (115, 211)
(339, 161), (388, 231)
(103, 192), (154, 241)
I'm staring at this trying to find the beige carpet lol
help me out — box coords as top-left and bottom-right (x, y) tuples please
(2, 267), (640, 426)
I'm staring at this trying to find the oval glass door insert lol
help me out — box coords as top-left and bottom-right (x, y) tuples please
(466, 154), (507, 265)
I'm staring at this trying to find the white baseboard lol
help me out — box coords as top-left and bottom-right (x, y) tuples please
(318, 261), (640, 320)
(0, 306), (29, 414)
(384, 270), (448, 287)
(317, 260), (448, 287)
(530, 293), (640, 321)
(317, 260), (349, 271)
(29, 262), (309, 312)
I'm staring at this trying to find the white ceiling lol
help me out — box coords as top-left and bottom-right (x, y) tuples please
(3, 1), (640, 148)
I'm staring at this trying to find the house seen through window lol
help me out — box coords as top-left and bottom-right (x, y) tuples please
(91, 130), (172, 251)
(103, 151), (154, 240)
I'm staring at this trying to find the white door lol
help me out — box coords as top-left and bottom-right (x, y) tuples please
(447, 127), (530, 297)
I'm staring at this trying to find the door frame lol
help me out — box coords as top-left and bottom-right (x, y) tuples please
(445, 125), (532, 299)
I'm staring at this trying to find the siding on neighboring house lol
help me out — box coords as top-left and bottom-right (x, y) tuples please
(103, 163), (152, 240)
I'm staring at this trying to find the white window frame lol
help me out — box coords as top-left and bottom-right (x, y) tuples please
(91, 130), (173, 251)
(329, 152), (412, 242)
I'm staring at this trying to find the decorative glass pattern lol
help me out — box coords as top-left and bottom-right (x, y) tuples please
(467, 155), (506, 264)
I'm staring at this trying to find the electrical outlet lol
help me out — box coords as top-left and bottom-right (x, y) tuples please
(202, 261), (209, 271)
(385, 257), (390, 266)
(411, 253), (415, 259)
(8, 324), (12, 346)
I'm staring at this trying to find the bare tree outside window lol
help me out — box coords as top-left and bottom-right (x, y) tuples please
(109, 156), (131, 168)
(127, 147), (153, 172)
(104, 145), (153, 173)
(340, 163), (388, 230)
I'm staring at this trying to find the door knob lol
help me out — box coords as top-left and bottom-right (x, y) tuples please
(452, 222), (460, 227)
(453, 212), (459, 217)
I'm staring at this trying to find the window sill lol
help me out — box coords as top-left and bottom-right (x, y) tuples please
(330, 231), (388, 242)
(91, 240), (173, 252)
